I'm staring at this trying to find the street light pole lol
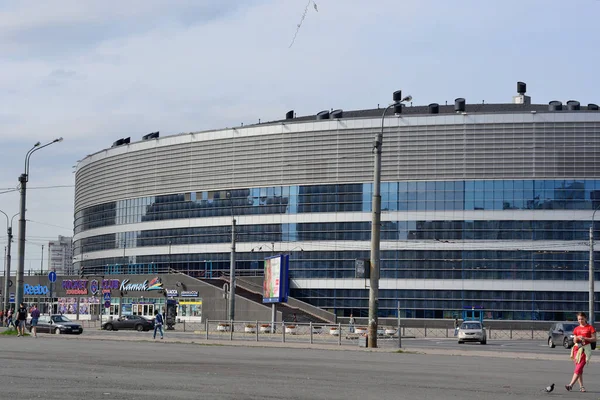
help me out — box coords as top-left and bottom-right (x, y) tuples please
(589, 204), (600, 324)
(368, 91), (411, 348)
(15, 138), (63, 309)
(1, 211), (18, 312)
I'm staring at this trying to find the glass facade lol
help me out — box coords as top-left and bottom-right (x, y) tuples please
(74, 179), (600, 321)
(290, 289), (600, 321)
(74, 180), (600, 233)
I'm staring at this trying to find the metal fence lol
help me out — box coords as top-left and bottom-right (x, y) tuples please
(186, 321), (545, 347)
(78, 318), (550, 346)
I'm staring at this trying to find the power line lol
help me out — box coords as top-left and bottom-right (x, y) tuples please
(28, 185), (74, 190)
(289, 0), (318, 48)
(26, 219), (72, 231)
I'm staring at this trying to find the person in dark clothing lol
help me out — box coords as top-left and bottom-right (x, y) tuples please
(16, 303), (28, 337)
(153, 310), (164, 339)
(30, 304), (41, 338)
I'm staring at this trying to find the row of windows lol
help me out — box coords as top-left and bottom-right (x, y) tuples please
(76, 251), (600, 281)
(74, 220), (598, 254)
(290, 289), (600, 320)
(74, 180), (600, 233)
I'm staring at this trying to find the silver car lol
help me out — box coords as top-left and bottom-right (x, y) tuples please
(457, 321), (487, 344)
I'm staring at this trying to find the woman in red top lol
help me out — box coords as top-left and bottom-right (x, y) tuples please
(566, 312), (596, 392)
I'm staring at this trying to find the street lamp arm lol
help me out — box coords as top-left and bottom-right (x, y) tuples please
(25, 138), (63, 177)
(592, 203), (600, 224)
(0, 210), (8, 229)
(10, 212), (19, 227)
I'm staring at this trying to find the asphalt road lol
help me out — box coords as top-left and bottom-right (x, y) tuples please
(0, 335), (594, 399)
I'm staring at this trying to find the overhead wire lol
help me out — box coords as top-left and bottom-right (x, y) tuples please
(289, 0), (318, 48)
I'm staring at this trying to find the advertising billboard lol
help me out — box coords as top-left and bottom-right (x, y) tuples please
(263, 254), (289, 303)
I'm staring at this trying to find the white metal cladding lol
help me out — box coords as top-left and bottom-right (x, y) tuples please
(74, 112), (600, 212)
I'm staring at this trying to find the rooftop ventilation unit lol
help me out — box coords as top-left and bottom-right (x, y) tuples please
(316, 110), (330, 120)
(122, 137), (131, 144)
(142, 131), (159, 140)
(285, 110), (294, 120)
(549, 101), (563, 111)
(513, 81), (531, 104)
(566, 100), (580, 111)
(588, 103), (599, 111)
(111, 139), (124, 148)
(331, 109), (343, 119)
(455, 98), (466, 112)
(429, 103), (439, 114)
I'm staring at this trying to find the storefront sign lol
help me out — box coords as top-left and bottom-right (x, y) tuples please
(102, 279), (120, 290)
(24, 284), (49, 295)
(90, 280), (99, 295)
(62, 279), (88, 295)
(166, 289), (178, 297)
(119, 277), (163, 292)
(181, 291), (199, 297)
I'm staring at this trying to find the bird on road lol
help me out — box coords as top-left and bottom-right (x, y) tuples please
(544, 383), (555, 393)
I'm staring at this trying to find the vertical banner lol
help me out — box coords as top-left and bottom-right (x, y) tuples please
(281, 254), (290, 303)
(263, 255), (289, 303)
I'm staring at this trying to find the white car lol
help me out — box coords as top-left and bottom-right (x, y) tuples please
(457, 321), (487, 345)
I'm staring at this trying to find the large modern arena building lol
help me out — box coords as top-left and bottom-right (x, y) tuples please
(74, 82), (600, 321)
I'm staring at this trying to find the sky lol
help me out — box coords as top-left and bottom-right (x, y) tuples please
(0, 0), (599, 272)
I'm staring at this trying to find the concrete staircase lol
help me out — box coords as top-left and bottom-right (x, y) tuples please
(201, 278), (331, 324)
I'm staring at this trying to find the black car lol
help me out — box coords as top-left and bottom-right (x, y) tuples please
(548, 322), (597, 350)
(102, 315), (155, 332)
(27, 315), (83, 335)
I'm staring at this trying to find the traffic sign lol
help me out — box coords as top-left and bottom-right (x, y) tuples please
(48, 271), (57, 283)
(9, 293), (14, 303)
(103, 292), (111, 301)
(104, 300), (111, 309)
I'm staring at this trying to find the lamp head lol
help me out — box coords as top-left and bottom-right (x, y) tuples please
(402, 95), (413, 103)
(33, 142), (41, 147)
(54, 137), (63, 143)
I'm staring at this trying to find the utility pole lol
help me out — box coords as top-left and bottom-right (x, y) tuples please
(15, 138), (63, 309)
(227, 191), (236, 322)
(16, 172), (28, 309)
(228, 218), (236, 321)
(2, 245), (5, 311)
(369, 90), (411, 348)
(589, 205), (600, 323)
(39, 245), (44, 307)
(3, 219), (14, 311)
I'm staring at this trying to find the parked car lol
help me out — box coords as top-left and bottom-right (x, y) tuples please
(548, 322), (596, 349)
(102, 315), (155, 332)
(457, 321), (487, 344)
(27, 314), (83, 335)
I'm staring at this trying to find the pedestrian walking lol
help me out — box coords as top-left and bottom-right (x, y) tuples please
(16, 303), (27, 337)
(153, 310), (164, 339)
(454, 318), (460, 336)
(349, 313), (356, 333)
(30, 304), (40, 338)
(565, 312), (596, 392)
(6, 308), (15, 329)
